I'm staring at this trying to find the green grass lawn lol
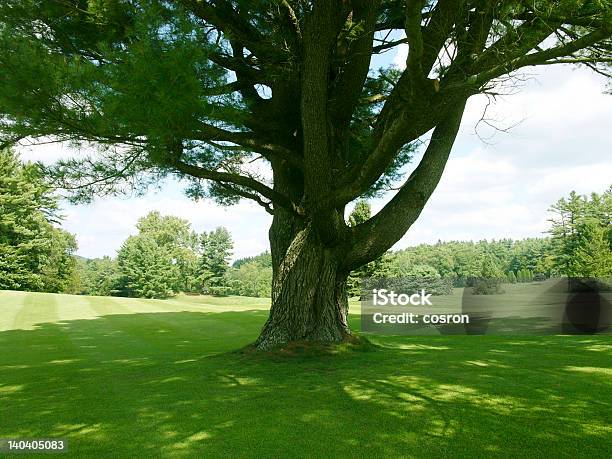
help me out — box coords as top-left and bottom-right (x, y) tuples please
(0, 289), (610, 458)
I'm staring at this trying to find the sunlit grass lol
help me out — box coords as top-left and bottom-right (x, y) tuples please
(0, 290), (610, 458)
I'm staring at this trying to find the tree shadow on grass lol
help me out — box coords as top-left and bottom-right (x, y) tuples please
(0, 311), (611, 458)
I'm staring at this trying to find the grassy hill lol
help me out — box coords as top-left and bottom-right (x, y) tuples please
(0, 290), (610, 457)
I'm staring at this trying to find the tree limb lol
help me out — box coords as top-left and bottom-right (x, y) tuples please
(343, 98), (466, 270)
(172, 159), (297, 214)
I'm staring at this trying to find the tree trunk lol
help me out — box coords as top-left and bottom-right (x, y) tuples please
(255, 223), (350, 350)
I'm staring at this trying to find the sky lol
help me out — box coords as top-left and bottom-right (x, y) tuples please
(18, 43), (612, 262)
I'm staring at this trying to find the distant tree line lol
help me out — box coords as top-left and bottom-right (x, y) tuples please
(71, 187), (612, 299)
(346, 191), (611, 296)
(71, 211), (271, 299)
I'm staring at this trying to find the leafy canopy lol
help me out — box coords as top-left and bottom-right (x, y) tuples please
(116, 211), (200, 298)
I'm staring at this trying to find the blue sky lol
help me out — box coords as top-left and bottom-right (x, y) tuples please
(18, 44), (612, 261)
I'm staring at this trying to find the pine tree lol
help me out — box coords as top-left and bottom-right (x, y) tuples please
(199, 227), (233, 290)
(117, 235), (180, 299)
(548, 187), (612, 277)
(0, 149), (76, 292)
(572, 222), (612, 277)
(116, 212), (200, 298)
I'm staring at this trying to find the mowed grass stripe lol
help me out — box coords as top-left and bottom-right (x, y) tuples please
(85, 295), (132, 317)
(0, 290), (28, 331)
(55, 293), (100, 323)
(11, 292), (59, 330)
(86, 295), (264, 357)
(162, 294), (270, 312)
(54, 296), (205, 361)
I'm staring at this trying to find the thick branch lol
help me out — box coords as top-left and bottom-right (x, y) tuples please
(404, 0), (426, 81)
(343, 99), (466, 270)
(421, 0), (463, 73)
(178, 0), (280, 62)
(468, 17), (560, 76)
(173, 160), (296, 213)
(333, 88), (465, 207)
(216, 182), (275, 215)
(329, 0), (381, 135)
(195, 124), (302, 169)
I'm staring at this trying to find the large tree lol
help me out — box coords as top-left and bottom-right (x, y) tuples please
(0, 1), (610, 348)
(117, 211), (199, 298)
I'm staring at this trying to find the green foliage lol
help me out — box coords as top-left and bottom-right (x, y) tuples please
(391, 263), (440, 279)
(0, 0), (272, 204)
(233, 251), (272, 269)
(76, 256), (122, 296)
(472, 279), (504, 295)
(199, 227), (233, 291)
(117, 234), (180, 299)
(366, 253), (454, 297)
(39, 229), (79, 293)
(548, 187), (612, 277)
(348, 200), (371, 226)
(516, 269), (534, 283)
(73, 214), (237, 299)
(0, 148), (77, 292)
(227, 261), (272, 298)
(365, 275), (453, 297)
(533, 272), (546, 282)
(507, 238), (555, 276)
(472, 254), (505, 295)
(208, 286), (232, 297)
(0, 0), (424, 205)
(571, 221), (612, 277)
(480, 253), (504, 280)
(136, 211), (200, 293)
(115, 211), (200, 299)
(390, 238), (554, 287)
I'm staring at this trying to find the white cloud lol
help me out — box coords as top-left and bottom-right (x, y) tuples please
(393, 42), (408, 68)
(387, 65), (612, 249)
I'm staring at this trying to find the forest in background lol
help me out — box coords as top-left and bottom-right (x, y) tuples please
(1, 149), (610, 299)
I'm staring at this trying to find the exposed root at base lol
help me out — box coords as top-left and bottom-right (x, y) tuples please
(236, 334), (377, 358)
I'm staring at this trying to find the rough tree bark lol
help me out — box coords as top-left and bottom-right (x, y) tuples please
(256, 222), (350, 350)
